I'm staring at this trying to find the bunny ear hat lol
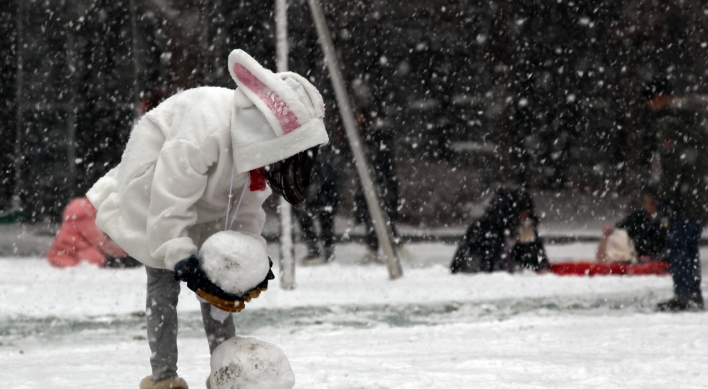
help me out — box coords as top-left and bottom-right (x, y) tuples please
(228, 49), (329, 173)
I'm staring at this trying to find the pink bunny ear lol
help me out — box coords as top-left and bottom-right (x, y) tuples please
(228, 49), (310, 135)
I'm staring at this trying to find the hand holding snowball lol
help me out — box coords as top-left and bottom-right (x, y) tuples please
(174, 231), (274, 312)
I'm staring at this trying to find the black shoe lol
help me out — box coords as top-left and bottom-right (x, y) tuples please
(323, 246), (335, 263)
(657, 296), (704, 312)
(300, 254), (327, 266)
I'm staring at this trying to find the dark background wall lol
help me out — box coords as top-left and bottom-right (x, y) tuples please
(1, 0), (706, 226)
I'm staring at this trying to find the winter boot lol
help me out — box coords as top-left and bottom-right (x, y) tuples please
(359, 248), (383, 264)
(657, 295), (704, 312)
(300, 245), (325, 266)
(300, 255), (326, 266)
(139, 375), (189, 389)
(325, 247), (335, 263)
(396, 244), (412, 261)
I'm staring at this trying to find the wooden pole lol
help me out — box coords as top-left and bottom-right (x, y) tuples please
(306, 0), (402, 279)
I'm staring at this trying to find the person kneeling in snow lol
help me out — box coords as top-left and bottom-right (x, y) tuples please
(86, 50), (328, 389)
(450, 188), (550, 274)
(596, 184), (667, 264)
(46, 196), (141, 268)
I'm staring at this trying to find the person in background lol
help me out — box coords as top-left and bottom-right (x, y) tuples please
(351, 71), (406, 263)
(646, 78), (708, 311)
(47, 197), (141, 268)
(297, 143), (345, 265)
(596, 183), (667, 263)
(450, 188), (550, 274)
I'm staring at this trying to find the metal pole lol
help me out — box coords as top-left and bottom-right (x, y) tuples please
(130, 0), (142, 118)
(12, 0), (24, 211)
(65, 6), (77, 198)
(276, 0), (296, 290)
(306, 0), (402, 279)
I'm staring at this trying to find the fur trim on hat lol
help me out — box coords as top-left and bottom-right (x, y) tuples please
(233, 117), (328, 173)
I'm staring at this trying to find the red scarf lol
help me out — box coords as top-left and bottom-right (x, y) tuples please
(249, 169), (267, 191)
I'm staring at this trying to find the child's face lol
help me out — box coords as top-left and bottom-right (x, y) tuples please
(519, 210), (530, 222)
(642, 194), (658, 216)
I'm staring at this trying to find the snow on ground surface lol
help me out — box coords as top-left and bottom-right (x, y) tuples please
(1, 242), (708, 388)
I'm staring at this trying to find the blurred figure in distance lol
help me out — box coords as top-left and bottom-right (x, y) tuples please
(596, 183), (667, 264)
(47, 197), (140, 268)
(450, 188), (550, 274)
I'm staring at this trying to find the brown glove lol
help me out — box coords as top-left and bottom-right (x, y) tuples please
(175, 257), (275, 313)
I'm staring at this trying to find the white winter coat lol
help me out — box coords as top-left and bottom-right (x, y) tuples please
(87, 87), (272, 270)
(87, 50), (328, 270)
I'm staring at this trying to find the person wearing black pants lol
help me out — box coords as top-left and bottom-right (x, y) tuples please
(355, 126), (399, 249)
(297, 144), (344, 265)
(663, 219), (704, 307)
(646, 80), (708, 311)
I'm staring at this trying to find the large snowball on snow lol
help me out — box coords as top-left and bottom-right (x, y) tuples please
(209, 336), (295, 389)
(199, 231), (270, 296)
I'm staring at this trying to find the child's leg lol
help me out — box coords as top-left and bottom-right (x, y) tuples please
(193, 223), (236, 352)
(200, 301), (235, 353)
(145, 266), (181, 382)
(295, 207), (320, 257)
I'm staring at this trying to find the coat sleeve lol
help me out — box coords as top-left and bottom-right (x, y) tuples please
(147, 139), (213, 270)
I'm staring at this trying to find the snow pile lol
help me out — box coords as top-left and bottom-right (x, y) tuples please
(209, 336), (295, 389)
(199, 231), (269, 296)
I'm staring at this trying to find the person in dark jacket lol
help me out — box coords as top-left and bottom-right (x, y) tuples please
(351, 70), (404, 263)
(451, 189), (550, 274)
(616, 184), (666, 260)
(597, 184), (667, 263)
(646, 79), (708, 311)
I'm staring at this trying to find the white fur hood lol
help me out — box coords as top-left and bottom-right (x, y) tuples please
(86, 50), (328, 270)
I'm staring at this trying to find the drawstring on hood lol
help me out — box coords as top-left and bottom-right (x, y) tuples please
(224, 164), (250, 231)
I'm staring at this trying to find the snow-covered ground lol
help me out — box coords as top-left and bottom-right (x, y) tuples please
(2, 243), (708, 388)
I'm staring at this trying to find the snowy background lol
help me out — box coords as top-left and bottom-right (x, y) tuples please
(2, 242), (707, 388)
(2, 1), (708, 388)
(3, 1), (707, 224)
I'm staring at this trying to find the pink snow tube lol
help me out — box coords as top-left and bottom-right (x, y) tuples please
(46, 197), (127, 268)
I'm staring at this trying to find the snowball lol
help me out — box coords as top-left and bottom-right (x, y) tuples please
(199, 231), (270, 296)
(209, 336), (295, 389)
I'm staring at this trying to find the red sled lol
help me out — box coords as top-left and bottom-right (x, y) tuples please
(549, 261), (670, 276)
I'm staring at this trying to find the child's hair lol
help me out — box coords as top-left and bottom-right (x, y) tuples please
(140, 87), (171, 114)
(263, 147), (319, 206)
